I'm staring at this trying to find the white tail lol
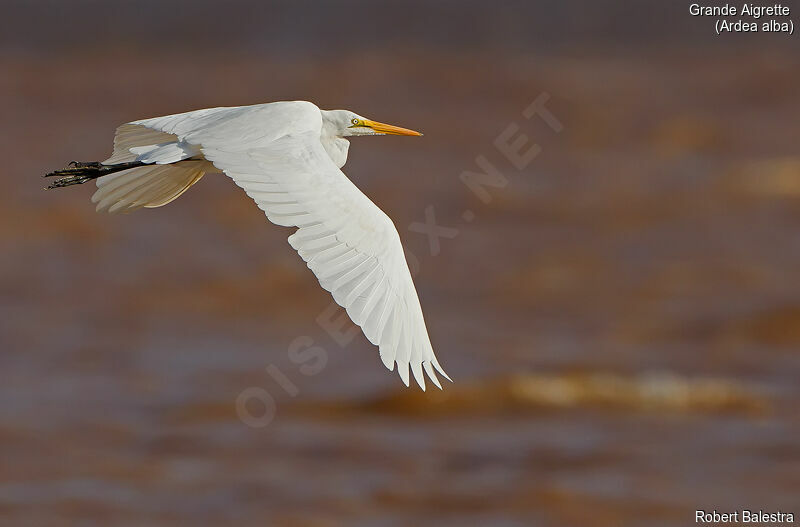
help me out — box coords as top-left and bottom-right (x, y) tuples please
(91, 161), (207, 214)
(90, 123), (210, 213)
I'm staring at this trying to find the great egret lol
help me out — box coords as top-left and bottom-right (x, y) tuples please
(45, 101), (449, 390)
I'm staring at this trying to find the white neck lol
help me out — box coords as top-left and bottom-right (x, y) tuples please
(320, 119), (350, 169)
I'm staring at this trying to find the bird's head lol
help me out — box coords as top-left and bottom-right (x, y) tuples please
(322, 110), (422, 138)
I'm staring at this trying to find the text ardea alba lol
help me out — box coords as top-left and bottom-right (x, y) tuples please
(45, 101), (450, 390)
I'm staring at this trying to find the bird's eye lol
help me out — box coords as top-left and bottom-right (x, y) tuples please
(351, 118), (359, 125)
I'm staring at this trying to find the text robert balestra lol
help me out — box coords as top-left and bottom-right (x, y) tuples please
(696, 510), (794, 523)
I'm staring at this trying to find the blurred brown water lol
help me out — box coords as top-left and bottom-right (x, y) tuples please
(1, 1), (799, 525)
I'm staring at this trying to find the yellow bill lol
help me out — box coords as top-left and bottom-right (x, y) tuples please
(362, 119), (423, 136)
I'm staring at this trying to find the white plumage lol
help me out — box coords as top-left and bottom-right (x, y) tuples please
(88, 101), (449, 389)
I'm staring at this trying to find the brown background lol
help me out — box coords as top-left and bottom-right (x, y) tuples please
(1, 1), (799, 525)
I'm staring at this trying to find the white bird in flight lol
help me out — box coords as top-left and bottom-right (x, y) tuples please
(45, 100), (450, 390)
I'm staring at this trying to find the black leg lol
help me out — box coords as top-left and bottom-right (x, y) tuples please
(43, 161), (146, 189)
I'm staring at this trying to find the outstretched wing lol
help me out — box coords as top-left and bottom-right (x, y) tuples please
(133, 101), (449, 389)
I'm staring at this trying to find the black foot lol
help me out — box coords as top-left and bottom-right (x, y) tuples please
(68, 161), (103, 169)
(46, 174), (96, 189)
(43, 160), (146, 189)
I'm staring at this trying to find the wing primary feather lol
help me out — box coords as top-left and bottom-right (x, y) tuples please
(379, 350), (395, 371)
(359, 287), (388, 344)
(396, 358), (410, 387)
(315, 252), (363, 281)
(308, 244), (352, 266)
(343, 265), (380, 307)
(423, 361), (442, 389)
(359, 276), (388, 333)
(410, 360), (426, 391)
(328, 258), (372, 291)
(431, 356), (452, 382)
